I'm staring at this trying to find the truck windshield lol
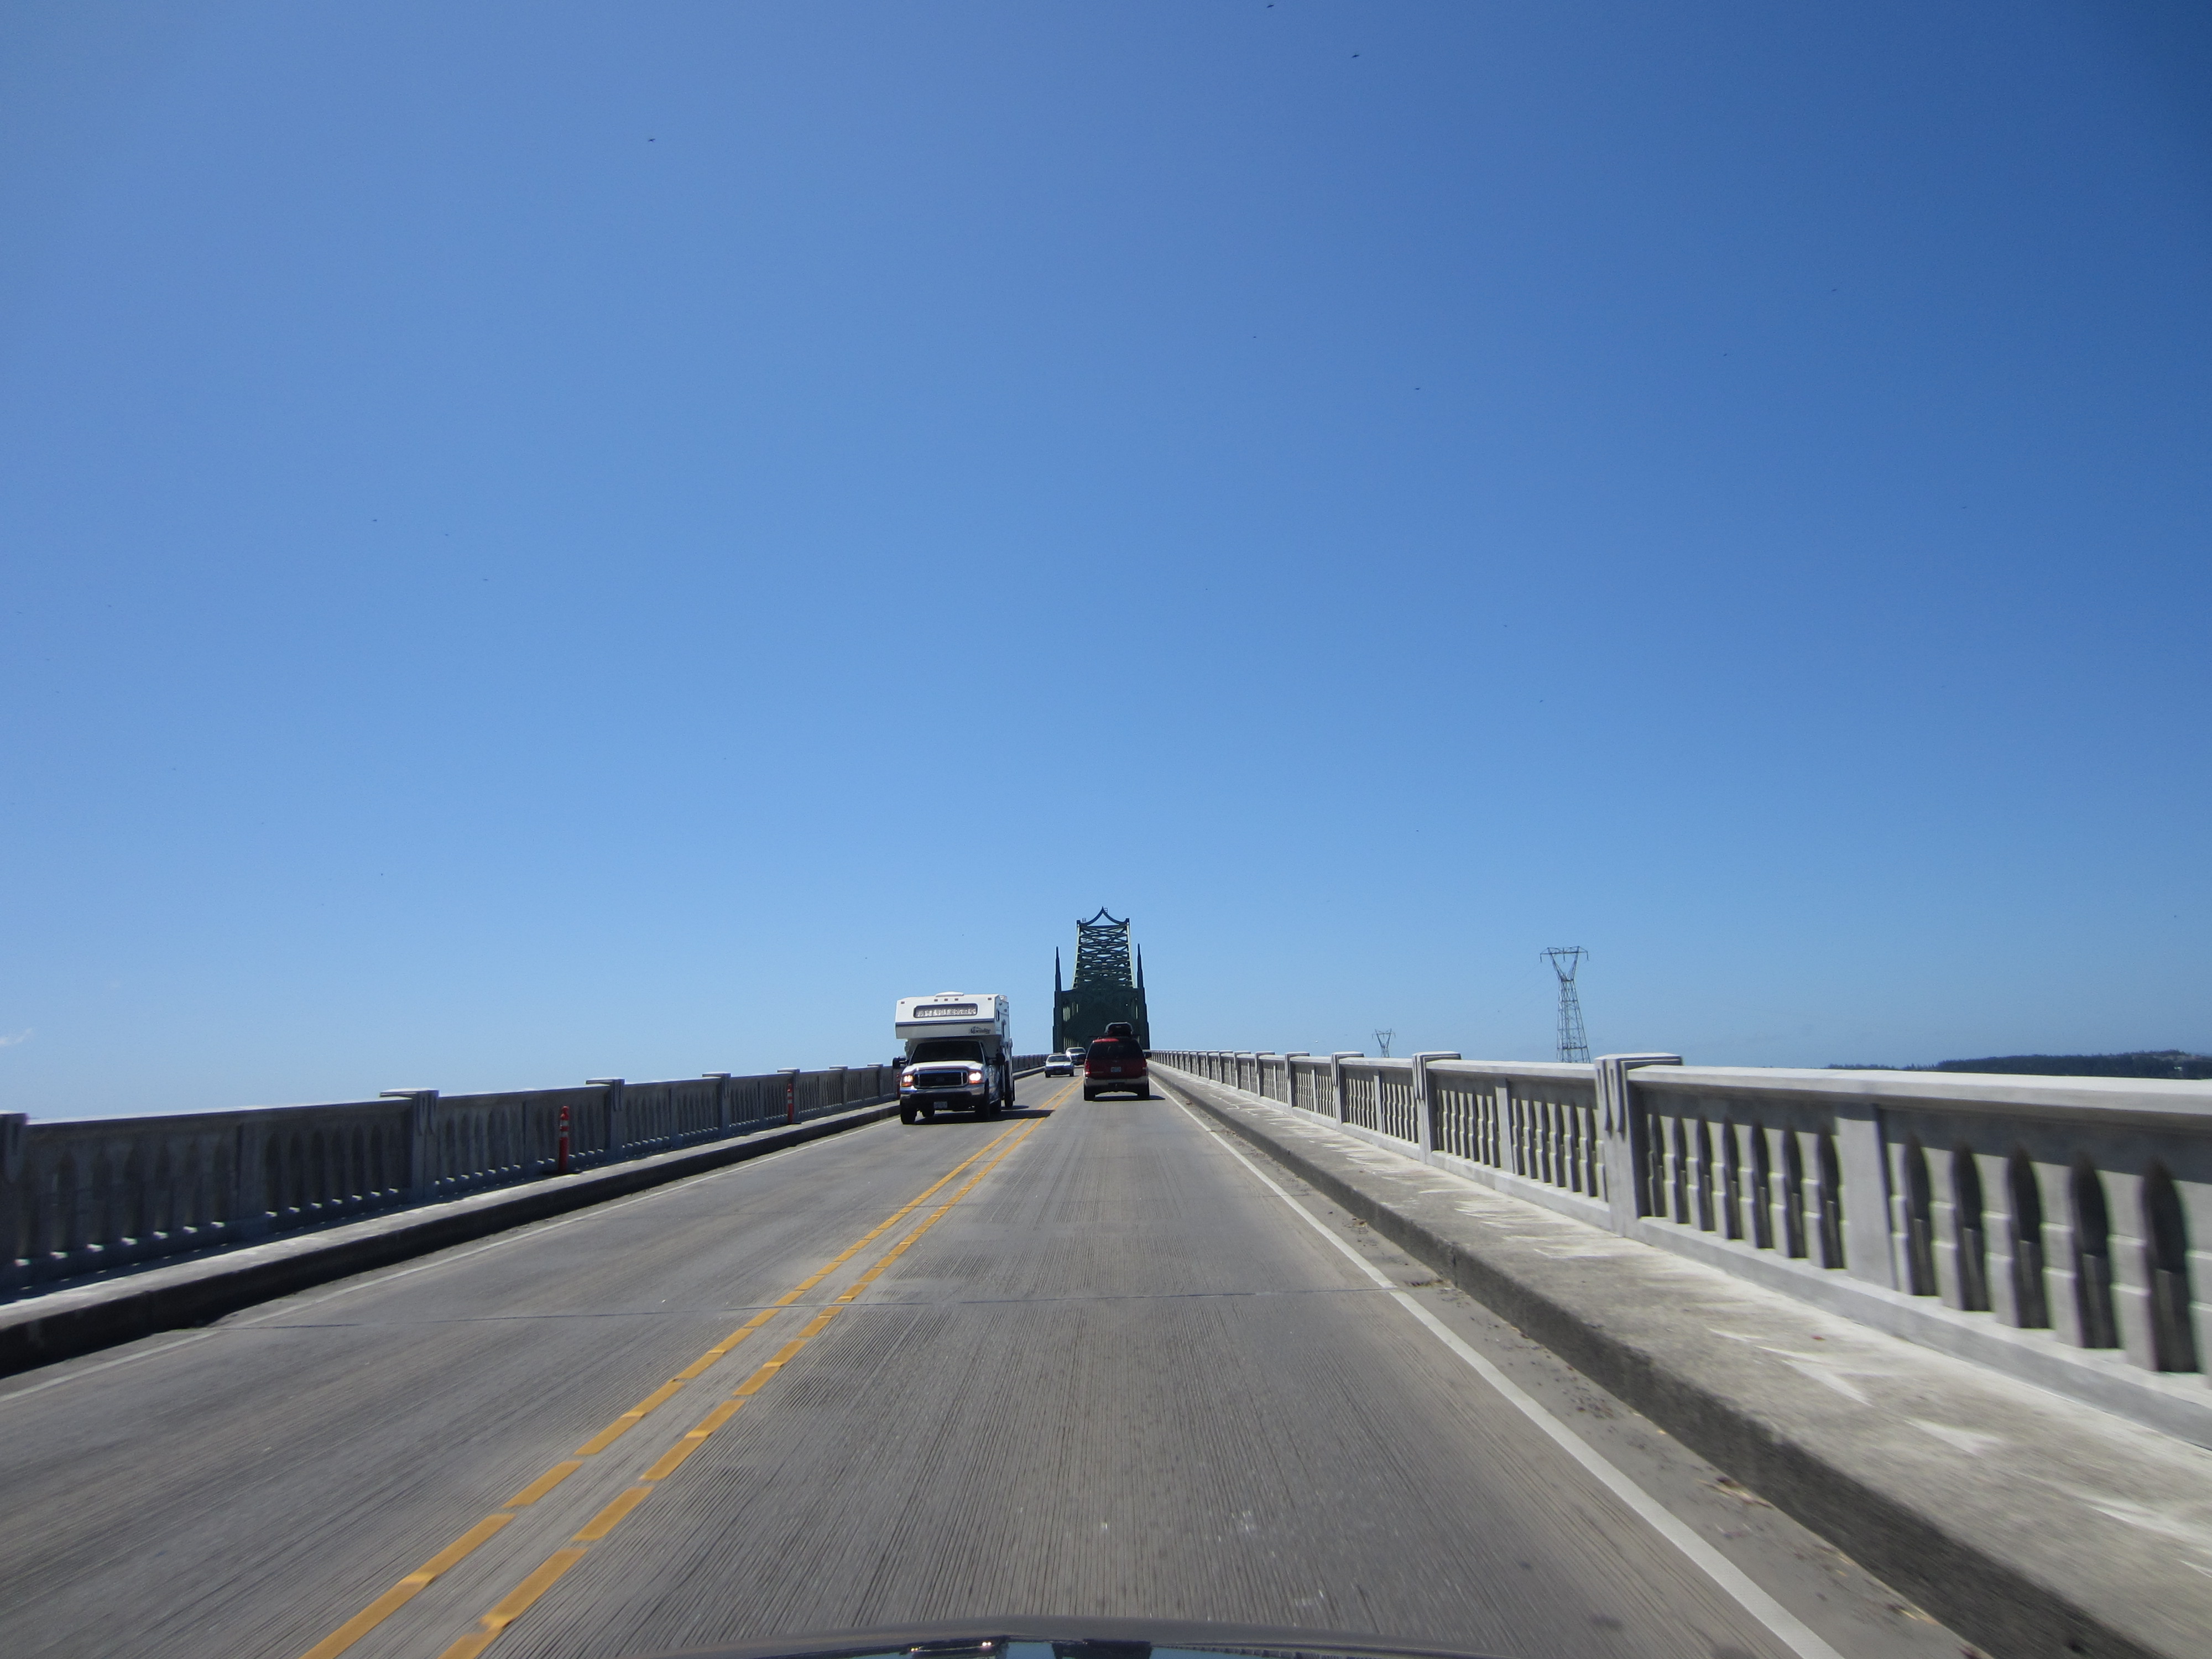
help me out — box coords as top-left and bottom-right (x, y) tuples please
(909, 1040), (985, 1062)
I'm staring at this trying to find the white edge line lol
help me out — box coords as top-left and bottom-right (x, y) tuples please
(1173, 1095), (1847, 1659)
(0, 1331), (216, 1405)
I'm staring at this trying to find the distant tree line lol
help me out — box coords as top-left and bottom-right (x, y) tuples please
(1827, 1050), (2212, 1080)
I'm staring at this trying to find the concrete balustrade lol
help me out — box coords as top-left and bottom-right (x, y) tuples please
(1155, 1048), (2212, 1437)
(0, 1058), (940, 1297)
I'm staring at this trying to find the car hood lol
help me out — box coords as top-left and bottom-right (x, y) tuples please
(635, 1618), (1501, 1659)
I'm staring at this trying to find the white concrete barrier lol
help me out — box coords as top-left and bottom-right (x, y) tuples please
(0, 1056), (1048, 1297)
(1155, 1048), (2212, 1437)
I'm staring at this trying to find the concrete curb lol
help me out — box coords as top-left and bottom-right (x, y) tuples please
(0, 1099), (907, 1380)
(1155, 1067), (2211, 1659)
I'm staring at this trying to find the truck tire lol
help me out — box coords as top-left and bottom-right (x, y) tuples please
(1082, 1087), (1097, 1101)
(900, 1105), (920, 1124)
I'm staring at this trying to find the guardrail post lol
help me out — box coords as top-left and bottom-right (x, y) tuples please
(1411, 1053), (1460, 1162)
(1831, 1099), (1898, 1288)
(704, 1073), (732, 1134)
(1329, 1053), (1361, 1124)
(1283, 1054), (1309, 1110)
(588, 1079), (626, 1160)
(778, 1068), (800, 1125)
(2102, 1170), (2159, 1371)
(0, 1113), (27, 1292)
(229, 1118), (268, 1238)
(383, 1089), (440, 1203)
(831, 1065), (849, 1108)
(1594, 1054), (1681, 1236)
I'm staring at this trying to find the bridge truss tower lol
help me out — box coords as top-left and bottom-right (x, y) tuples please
(1545, 947), (1590, 1064)
(1053, 909), (1151, 1051)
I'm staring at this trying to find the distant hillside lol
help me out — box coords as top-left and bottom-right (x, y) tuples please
(1828, 1051), (2212, 1080)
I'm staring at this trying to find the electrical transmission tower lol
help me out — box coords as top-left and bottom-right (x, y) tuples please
(1544, 947), (1590, 1063)
(1373, 1029), (1395, 1058)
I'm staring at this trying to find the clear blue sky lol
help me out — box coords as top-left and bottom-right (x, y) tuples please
(4, 3), (2208, 1118)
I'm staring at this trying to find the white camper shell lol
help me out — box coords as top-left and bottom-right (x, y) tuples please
(894, 993), (1011, 1049)
(895, 993), (1013, 1123)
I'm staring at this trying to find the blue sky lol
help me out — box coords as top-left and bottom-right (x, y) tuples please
(4, 2), (2208, 1118)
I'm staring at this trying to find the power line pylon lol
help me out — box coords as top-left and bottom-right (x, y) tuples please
(1545, 947), (1590, 1063)
(1373, 1029), (1395, 1058)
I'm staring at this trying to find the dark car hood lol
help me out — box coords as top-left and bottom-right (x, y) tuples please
(639, 1616), (1502, 1659)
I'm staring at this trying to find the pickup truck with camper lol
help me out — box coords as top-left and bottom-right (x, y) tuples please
(895, 993), (1014, 1122)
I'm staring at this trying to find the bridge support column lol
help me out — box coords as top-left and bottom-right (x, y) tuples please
(1329, 1053), (1360, 1125)
(0, 1113), (26, 1292)
(1411, 1054), (1461, 1164)
(229, 1118), (271, 1239)
(1832, 1100), (1898, 1288)
(1595, 1055), (1681, 1237)
(589, 1079), (626, 1160)
(383, 1089), (440, 1204)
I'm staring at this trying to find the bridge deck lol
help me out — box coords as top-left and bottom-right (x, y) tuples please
(0, 1077), (1962, 1659)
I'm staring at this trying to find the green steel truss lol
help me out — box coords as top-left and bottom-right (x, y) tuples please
(1052, 909), (1151, 1051)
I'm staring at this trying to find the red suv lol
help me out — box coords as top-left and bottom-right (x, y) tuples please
(1083, 1026), (1150, 1100)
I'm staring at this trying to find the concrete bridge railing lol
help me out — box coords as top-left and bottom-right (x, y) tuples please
(1156, 1048), (2212, 1438)
(0, 1056), (1047, 1297)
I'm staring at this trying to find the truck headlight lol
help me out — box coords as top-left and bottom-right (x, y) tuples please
(967, 1070), (984, 1084)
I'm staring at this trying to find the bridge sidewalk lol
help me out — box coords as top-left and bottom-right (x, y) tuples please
(1153, 1065), (2212, 1659)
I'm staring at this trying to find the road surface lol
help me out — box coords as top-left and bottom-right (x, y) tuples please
(0, 1073), (1966, 1659)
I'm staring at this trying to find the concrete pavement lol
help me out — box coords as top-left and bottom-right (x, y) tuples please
(1, 1075), (1969, 1659)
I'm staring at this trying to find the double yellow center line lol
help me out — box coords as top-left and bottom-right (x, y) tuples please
(297, 1104), (1057, 1659)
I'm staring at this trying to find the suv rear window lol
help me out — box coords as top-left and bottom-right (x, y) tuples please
(1087, 1039), (1145, 1063)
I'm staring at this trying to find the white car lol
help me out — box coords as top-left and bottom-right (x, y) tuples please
(1044, 1051), (1074, 1076)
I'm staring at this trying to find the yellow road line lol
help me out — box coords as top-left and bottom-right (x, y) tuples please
(643, 1397), (746, 1479)
(436, 1546), (587, 1659)
(571, 1485), (654, 1542)
(503, 1462), (581, 1507)
(298, 1098), (1056, 1659)
(733, 1337), (808, 1395)
(572, 1376), (687, 1455)
(568, 1129), (1020, 1454)
(295, 1512), (513, 1659)
(434, 1110), (1053, 1658)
